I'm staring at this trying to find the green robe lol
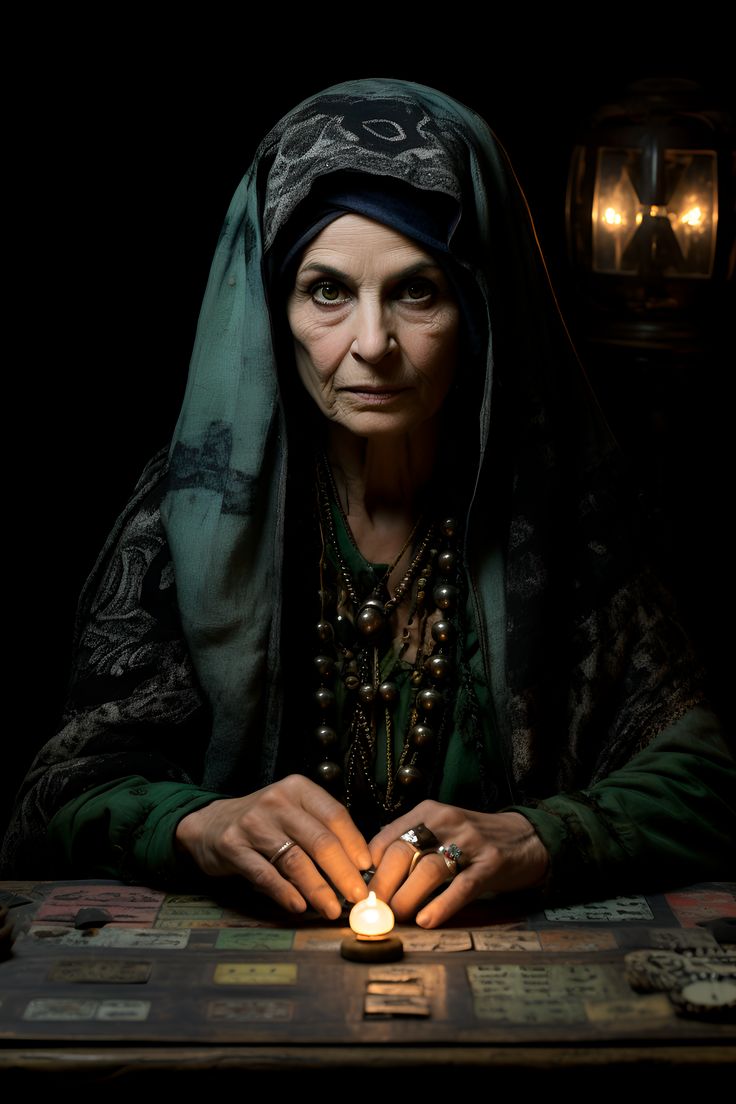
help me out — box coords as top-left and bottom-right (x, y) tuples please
(45, 499), (736, 900)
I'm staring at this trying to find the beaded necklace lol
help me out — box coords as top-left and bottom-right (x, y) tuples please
(312, 455), (461, 818)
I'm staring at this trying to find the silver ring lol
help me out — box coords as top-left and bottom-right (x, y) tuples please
(437, 843), (463, 877)
(268, 839), (296, 864)
(399, 823), (441, 853)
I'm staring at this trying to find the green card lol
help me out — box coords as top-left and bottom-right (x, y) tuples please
(215, 929), (294, 951)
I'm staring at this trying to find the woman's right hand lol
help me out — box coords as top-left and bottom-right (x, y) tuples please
(174, 774), (371, 919)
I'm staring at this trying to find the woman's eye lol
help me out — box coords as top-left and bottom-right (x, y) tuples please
(401, 280), (434, 302)
(312, 282), (347, 305)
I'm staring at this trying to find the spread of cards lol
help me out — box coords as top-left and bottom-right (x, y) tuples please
(0, 881), (734, 1044)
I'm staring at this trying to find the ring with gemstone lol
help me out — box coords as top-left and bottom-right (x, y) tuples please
(437, 843), (463, 877)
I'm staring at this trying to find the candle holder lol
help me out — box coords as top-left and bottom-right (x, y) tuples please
(340, 891), (404, 963)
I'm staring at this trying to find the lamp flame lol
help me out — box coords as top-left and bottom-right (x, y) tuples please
(680, 205), (703, 227)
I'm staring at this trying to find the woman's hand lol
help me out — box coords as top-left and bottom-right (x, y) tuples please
(368, 801), (550, 928)
(175, 774), (371, 920)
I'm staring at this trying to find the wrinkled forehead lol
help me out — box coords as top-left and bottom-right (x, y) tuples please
(262, 94), (466, 252)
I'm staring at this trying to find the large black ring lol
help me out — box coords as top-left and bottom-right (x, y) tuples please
(399, 824), (441, 853)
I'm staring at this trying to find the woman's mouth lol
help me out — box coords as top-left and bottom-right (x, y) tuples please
(341, 386), (409, 403)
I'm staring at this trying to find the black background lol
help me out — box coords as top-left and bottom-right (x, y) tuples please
(7, 37), (734, 837)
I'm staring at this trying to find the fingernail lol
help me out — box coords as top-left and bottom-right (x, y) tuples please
(352, 885), (368, 902)
(416, 910), (429, 927)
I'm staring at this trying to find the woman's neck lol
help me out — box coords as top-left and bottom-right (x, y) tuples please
(326, 421), (438, 564)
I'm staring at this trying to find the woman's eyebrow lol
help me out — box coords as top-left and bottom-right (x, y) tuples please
(296, 260), (441, 283)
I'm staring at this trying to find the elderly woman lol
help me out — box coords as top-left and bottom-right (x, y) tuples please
(3, 79), (733, 926)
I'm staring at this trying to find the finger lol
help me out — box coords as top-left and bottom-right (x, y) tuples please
(369, 822), (409, 867)
(390, 852), (452, 922)
(368, 802), (440, 866)
(213, 840), (309, 915)
(283, 809), (369, 907)
(209, 807), (344, 919)
(299, 782), (373, 871)
(415, 867), (489, 928)
(368, 840), (417, 903)
(272, 843), (346, 920)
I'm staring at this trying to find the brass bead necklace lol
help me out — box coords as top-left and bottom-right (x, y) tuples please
(312, 455), (461, 817)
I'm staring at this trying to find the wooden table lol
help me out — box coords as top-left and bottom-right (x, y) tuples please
(1, 879), (734, 1087)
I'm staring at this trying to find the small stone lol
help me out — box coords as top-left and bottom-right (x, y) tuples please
(425, 655), (452, 681)
(433, 584), (458, 611)
(432, 620), (455, 644)
(315, 687), (336, 710)
(314, 654), (336, 678)
(438, 551), (456, 575)
(417, 688), (442, 712)
(409, 724), (434, 748)
(378, 681), (399, 704)
(396, 765), (423, 787)
(315, 725), (338, 748)
(316, 761), (342, 786)
(358, 683), (376, 705)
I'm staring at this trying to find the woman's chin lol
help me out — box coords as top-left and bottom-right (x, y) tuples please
(331, 414), (428, 440)
(325, 402), (444, 442)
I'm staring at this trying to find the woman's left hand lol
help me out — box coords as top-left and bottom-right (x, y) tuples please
(368, 801), (550, 928)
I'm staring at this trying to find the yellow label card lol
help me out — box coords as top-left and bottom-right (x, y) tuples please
(213, 963), (298, 985)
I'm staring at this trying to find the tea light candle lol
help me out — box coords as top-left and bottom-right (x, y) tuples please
(349, 892), (394, 940)
(341, 892), (403, 963)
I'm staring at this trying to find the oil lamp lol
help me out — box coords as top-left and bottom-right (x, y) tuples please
(340, 891), (404, 962)
(566, 78), (732, 352)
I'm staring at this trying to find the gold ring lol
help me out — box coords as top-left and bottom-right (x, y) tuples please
(409, 848), (437, 875)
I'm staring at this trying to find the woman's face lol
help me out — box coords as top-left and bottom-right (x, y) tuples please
(286, 214), (460, 439)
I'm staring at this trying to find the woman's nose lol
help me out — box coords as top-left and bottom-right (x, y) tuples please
(350, 301), (395, 364)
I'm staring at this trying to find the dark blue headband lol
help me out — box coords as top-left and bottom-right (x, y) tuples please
(274, 174), (461, 277)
